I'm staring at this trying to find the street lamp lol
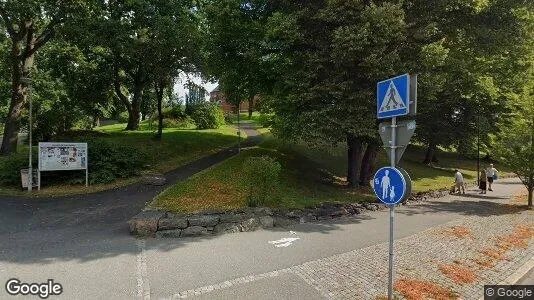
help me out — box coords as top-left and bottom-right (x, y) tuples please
(20, 77), (33, 192)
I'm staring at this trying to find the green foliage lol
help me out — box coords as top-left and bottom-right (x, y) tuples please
(243, 156), (281, 207)
(0, 151), (35, 186)
(162, 117), (194, 129)
(190, 102), (225, 130)
(86, 139), (148, 184)
(223, 112), (236, 124)
(163, 106), (187, 119)
(117, 111), (130, 124)
(257, 114), (274, 128)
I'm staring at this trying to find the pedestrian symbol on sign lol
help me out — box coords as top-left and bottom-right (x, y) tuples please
(379, 82), (406, 112)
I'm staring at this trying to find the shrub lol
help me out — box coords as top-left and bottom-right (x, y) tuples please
(243, 156), (282, 207)
(0, 151), (35, 186)
(86, 139), (148, 184)
(117, 111), (129, 123)
(0, 139), (148, 187)
(224, 112), (236, 124)
(191, 102), (225, 129)
(258, 114), (274, 128)
(162, 117), (194, 129)
(162, 106), (187, 120)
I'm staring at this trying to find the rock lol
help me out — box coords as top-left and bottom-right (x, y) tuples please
(213, 223), (242, 234)
(188, 215), (220, 227)
(317, 208), (338, 217)
(219, 213), (249, 223)
(273, 217), (297, 227)
(365, 204), (378, 211)
(285, 210), (303, 218)
(259, 216), (274, 228)
(254, 207), (273, 216)
(241, 218), (260, 232)
(158, 217), (188, 230)
(331, 208), (348, 217)
(128, 210), (166, 236)
(299, 215), (316, 224)
(353, 208), (364, 214)
(142, 175), (167, 186)
(156, 229), (182, 238)
(181, 226), (209, 237)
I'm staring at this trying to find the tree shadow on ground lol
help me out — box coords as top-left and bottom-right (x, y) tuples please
(398, 199), (530, 217)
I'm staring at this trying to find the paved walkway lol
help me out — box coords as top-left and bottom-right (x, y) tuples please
(170, 179), (533, 300)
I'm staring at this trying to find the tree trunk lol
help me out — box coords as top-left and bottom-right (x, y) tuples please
(0, 39), (33, 155)
(360, 142), (380, 186)
(528, 187), (533, 207)
(125, 81), (143, 131)
(347, 135), (363, 188)
(248, 96), (254, 119)
(423, 143), (437, 164)
(92, 114), (100, 128)
(155, 81), (165, 140)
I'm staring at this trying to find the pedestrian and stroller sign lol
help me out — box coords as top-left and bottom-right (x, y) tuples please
(377, 74), (410, 119)
(372, 167), (407, 205)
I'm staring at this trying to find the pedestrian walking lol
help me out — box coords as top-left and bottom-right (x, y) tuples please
(486, 164), (498, 191)
(479, 170), (487, 194)
(454, 169), (465, 194)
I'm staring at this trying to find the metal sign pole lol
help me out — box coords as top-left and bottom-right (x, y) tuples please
(27, 79), (33, 192)
(388, 116), (397, 300)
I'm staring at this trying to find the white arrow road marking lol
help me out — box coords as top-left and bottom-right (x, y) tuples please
(136, 239), (150, 300)
(268, 237), (300, 247)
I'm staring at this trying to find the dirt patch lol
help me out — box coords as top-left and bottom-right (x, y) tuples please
(438, 263), (477, 285)
(437, 226), (472, 239)
(479, 248), (507, 261)
(495, 224), (534, 250)
(394, 279), (457, 300)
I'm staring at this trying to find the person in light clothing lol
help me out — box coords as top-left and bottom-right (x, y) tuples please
(486, 164), (498, 191)
(454, 169), (465, 194)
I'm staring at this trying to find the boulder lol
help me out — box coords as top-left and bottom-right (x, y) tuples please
(259, 216), (274, 228)
(241, 218), (260, 232)
(213, 223), (242, 234)
(156, 229), (182, 238)
(181, 226), (209, 237)
(299, 215), (316, 224)
(158, 217), (188, 230)
(128, 210), (166, 236)
(219, 213), (249, 223)
(188, 215), (220, 227)
(273, 217), (297, 227)
(365, 204), (378, 211)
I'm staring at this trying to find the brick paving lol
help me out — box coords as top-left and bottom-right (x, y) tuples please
(173, 181), (534, 300)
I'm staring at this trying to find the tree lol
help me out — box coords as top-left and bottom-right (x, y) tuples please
(264, 0), (407, 187)
(90, 0), (202, 131)
(204, 0), (270, 119)
(0, 0), (86, 154)
(494, 85), (534, 207)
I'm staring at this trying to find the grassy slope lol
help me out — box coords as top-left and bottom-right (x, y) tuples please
(152, 126), (511, 213)
(0, 122), (240, 196)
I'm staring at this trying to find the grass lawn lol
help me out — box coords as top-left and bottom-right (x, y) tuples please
(0, 122), (241, 196)
(151, 130), (513, 213)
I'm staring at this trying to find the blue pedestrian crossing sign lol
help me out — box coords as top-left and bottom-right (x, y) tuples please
(377, 74), (410, 119)
(373, 167), (407, 205)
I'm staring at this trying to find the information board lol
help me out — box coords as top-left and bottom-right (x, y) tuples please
(39, 142), (88, 171)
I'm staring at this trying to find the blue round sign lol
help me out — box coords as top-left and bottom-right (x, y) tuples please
(373, 167), (407, 205)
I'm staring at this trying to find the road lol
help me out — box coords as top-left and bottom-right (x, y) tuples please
(0, 178), (529, 299)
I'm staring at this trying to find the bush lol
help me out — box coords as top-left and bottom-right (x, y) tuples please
(163, 106), (187, 119)
(190, 103), (225, 130)
(258, 114), (274, 128)
(162, 117), (194, 129)
(0, 139), (148, 187)
(87, 139), (148, 184)
(0, 151), (35, 186)
(243, 156), (282, 207)
(117, 111), (129, 123)
(224, 112), (236, 124)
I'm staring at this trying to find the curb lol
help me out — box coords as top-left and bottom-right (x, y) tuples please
(477, 255), (534, 300)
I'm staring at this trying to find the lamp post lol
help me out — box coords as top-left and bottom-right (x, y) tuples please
(477, 114), (480, 185)
(21, 77), (33, 192)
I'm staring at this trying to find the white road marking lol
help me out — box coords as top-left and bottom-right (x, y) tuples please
(136, 239), (150, 300)
(268, 237), (301, 247)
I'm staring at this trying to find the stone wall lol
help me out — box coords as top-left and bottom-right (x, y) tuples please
(128, 188), (448, 238)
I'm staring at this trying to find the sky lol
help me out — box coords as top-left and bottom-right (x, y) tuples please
(173, 73), (218, 101)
